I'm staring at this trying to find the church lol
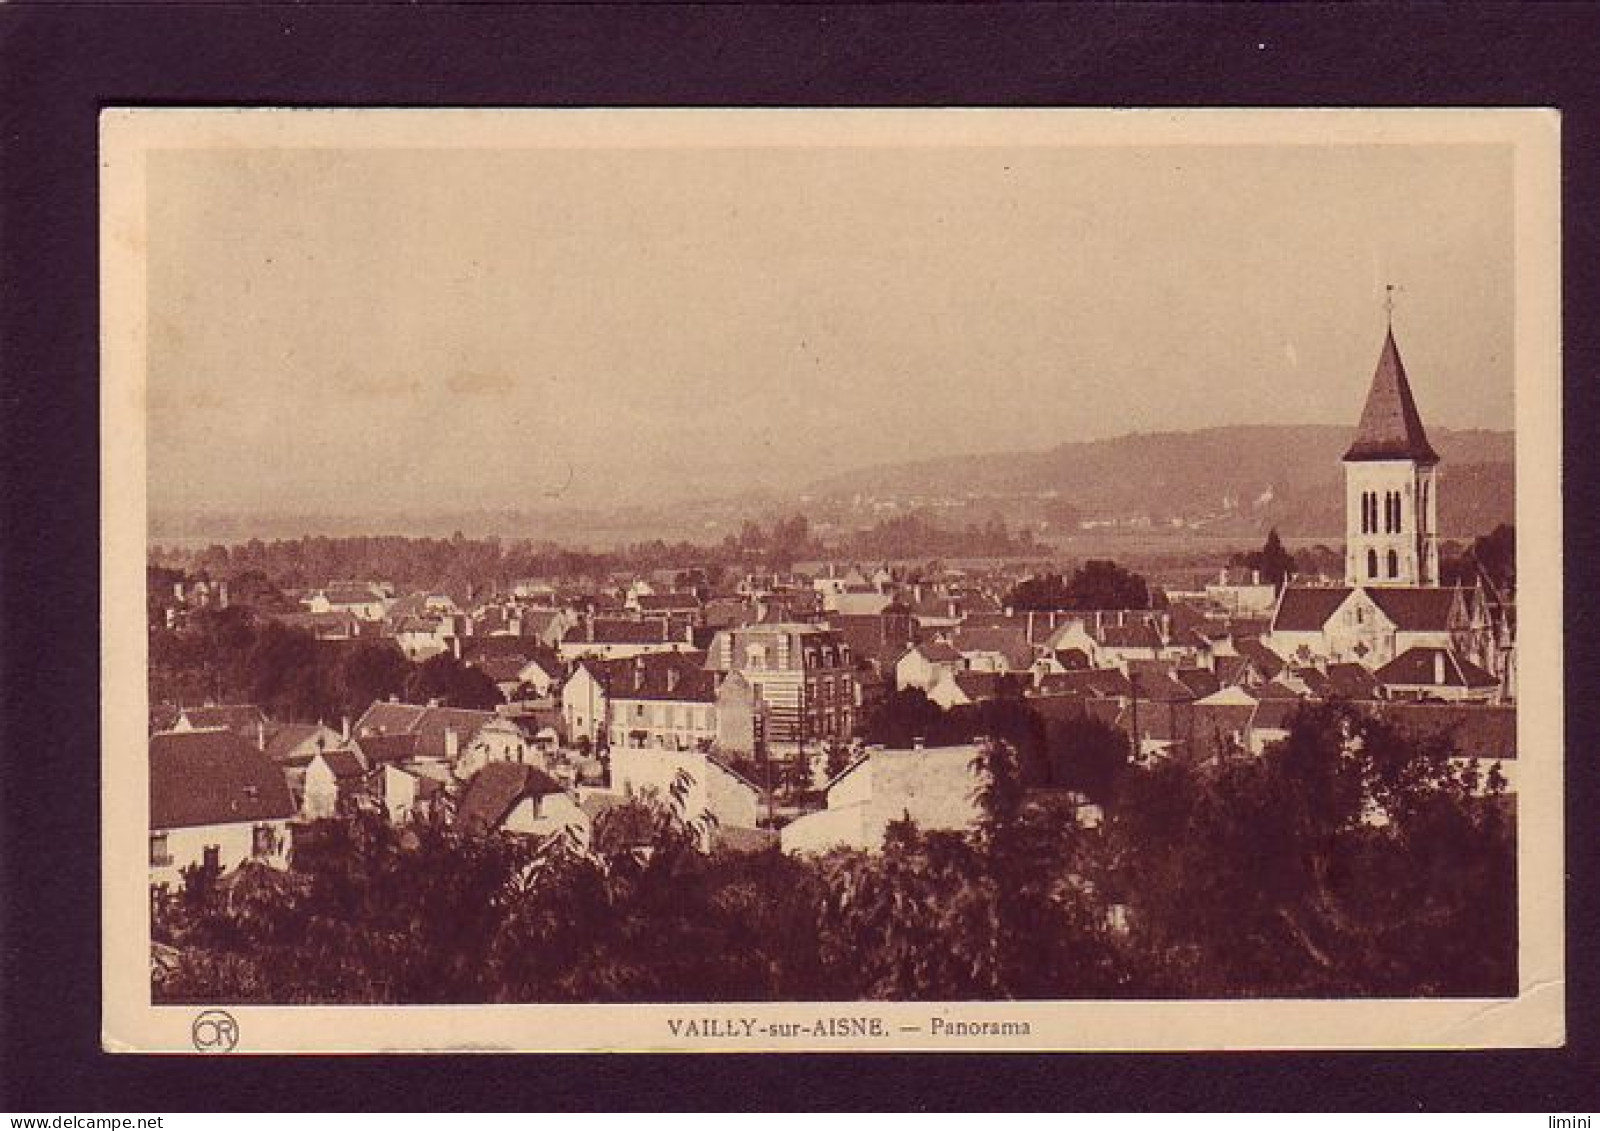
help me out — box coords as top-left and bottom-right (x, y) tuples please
(1263, 321), (1514, 702)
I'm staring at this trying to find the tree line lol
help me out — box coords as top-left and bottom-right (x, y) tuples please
(150, 607), (502, 723)
(154, 705), (1514, 1003)
(150, 511), (1045, 594)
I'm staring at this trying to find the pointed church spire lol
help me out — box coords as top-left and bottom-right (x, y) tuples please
(1342, 321), (1439, 464)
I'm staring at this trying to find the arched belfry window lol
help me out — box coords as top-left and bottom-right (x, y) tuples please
(1387, 549), (1399, 578)
(1367, 548), (1379, 579)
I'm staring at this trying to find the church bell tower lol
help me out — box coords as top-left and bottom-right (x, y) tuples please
(1343, 311), (1441, 588)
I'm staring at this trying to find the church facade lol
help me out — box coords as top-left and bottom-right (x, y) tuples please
(1264, 323), (1511, 701)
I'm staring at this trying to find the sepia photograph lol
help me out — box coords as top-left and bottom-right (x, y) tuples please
(99, 108), (1563, 1053)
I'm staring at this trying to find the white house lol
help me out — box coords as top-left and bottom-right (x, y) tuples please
(608, 746), (763, 846)
(149, 728), (297, 890)
(894, 641), (965, 693)
(301, 747), (370, 820)
(456, 762), (590, 846)
(605, 657), (721, 752)
(365, 762), (443, 824)
(780, 743), (985, 855)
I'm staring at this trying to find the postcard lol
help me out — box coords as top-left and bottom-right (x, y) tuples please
(101, 107), (1562, 1052)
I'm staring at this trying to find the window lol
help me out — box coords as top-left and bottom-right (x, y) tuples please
(1387, 549), (1399, 578)
(1367, 549), (1379, 578)
(251, 823), (277, 858)
(1392, 490), (1403, 534)
(202, 845), (221, 872)
(149, 831), (172, 867)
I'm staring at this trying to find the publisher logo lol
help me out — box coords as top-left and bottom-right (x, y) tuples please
(192, 1009), (239, 1053)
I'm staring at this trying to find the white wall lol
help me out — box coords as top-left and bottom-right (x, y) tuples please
(610, 747), (761, 840)
(780, 802), (872, 854)
(149, 820), (289, 890)
(503, 792), (590, 846)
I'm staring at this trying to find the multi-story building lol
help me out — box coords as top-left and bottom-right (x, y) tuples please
(705, 623), (856, 750)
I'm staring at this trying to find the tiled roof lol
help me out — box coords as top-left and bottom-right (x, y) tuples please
(1234, 638), (1287, 679)
(1173, 668), (1222, 699)
(1032, 669), (1131, 699)
(351, 701), (504, 759)
(826, 613), (917, 666)
(262, 723), (338, 763)
(1365, 587), (1460, 632)
(1249, 699), (1306, 731)
(456, 762), (567, 835)
(953, 626), (1035, 670)
(1097, 622), (1163, 650)
(913, 640), (963, 664)
(1255, 678), (1305, 701)
(1375, 647), (1498, 689)
(606, 654), (720, 703)
(317, 748), (368, 780)
(474, 656), (531, 684)
(1129, 668), (1197, 704)
(1271, 587), (1354, 633)
(459, 635), (540, 662)
(177, 704), (267, 735)
(578, 651), (712, 693)
(952, 671), (1005, 700)
(150, 729), (296, 830)
(564, 619), (678, 646)
(636, 592), (701, 611)
(1343, 328), (1440, 463)
(1323, 662), (1381, 700)
(352, 734), (418, 766)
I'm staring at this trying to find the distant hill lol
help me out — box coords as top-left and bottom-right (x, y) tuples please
(806, 425), (1514, 540)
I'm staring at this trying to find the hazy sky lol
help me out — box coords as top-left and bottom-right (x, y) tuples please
(147, 138), (1513, 515)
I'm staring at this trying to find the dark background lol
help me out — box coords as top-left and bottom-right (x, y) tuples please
(2, 1), (1597, 1112)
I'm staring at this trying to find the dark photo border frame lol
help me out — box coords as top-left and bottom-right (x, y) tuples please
(2, 1), (1598, 1112)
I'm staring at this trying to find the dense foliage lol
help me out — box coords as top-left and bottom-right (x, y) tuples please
(1005, 560), (1155, 611)
(154, 706), (1515, 1004)
(152, 511), (1042, 594)
(1230, 527), (1297, 590)
(150, 608), (499, 723)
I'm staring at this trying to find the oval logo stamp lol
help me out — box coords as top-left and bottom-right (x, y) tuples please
(191, 1009), (239, 1053)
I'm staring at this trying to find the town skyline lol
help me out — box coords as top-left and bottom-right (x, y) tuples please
(147, 139), (1514, 517)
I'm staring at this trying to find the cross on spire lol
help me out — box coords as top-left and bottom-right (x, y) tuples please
(1384, 283), (1400, 326)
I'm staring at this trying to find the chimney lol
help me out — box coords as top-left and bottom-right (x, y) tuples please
(388, 693), (399, 703)
(1433, 652), (1447, 685)
(451, 635), (462, 660)
(428, 697), (442, 709)
(912, 736), (925, 750)
(667, 666), (680, 695)
(1251, 569), (1261, 586)
(444, 726), (460, 760)
(341, 715), (351, 741)
(256, 720), (266, 751)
